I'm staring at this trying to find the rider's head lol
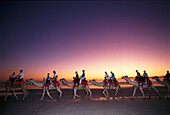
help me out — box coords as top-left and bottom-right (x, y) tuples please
(82, 70), (85, 73)
(47, 73), (50, 76)
(105, 71), (107, 74)
(110, 71), (113, 74)
(53, 70), (56, 74)
(167, 70), (169, 74)
(144, 70), (146, 73)
(12, 72), (15, 75)
(136, 70), (138, 73)
(75, 71), (78, 74)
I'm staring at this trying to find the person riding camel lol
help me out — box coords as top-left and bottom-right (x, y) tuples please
(52, 70), (58, 83)
(73, 71), (79, 84)
(110, 71), (116, 83)
(17, 69), (24, 86)
(79, 70), (85, 85)
(45, 73), (51, 86)
(143, 70), (149, 84)
(135, 70), (143, 85)
(9, 72), (16, 87)
(164, 70), (170, 82)
(104, 71), (110, 86)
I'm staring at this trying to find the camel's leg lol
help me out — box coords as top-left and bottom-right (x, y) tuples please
(75, 87), (80, 98)
(88, 88), (92, 99)
(84, 88), (88, 99)
(113, 87), (119, 99)
(40, 88), (46, 100)
(132, 87), (137, 98)
(151, 86), (161, 99)
(73, 88), (77, 100)
(167, 85), (170, 97)
(139, 86), (145, 98)
(103, 89), (107, 98)
(56, 87), (62, 99)
(12, 89), (18, 100)
(24, 85), (28, 99)
(21, 87), (26, 101)
(119, 86), (124, 99)
(4, 89), (11, 101)
(148, 87), (152, 99)
(106, 89), (109, 99)
(46, 88), (53, 100)
(26, 89), (28, 99)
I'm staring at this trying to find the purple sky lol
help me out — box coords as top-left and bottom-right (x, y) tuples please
(0, 1), (170, 80)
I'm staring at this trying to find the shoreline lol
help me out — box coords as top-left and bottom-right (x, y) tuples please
(0, 86), (170, 115)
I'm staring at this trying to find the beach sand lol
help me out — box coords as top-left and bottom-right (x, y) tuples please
(0, 86), (170, 115)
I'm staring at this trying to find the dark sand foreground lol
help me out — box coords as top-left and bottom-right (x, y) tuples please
(0, 86), (170, 115)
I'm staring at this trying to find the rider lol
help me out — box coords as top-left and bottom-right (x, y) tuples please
(46, 73), (51, 85)
(73, 71), (79, 83)
(110, 71), (116, 83)
(17, 69), (24, 86)
(105, 71), (110, 86)
(164, 70), (170, 81)
(143, 70), (149, 84)
(52, 70), (58, 82)
(135, 70), (143, 85)
(9, 72), (16, 87)
(79, 70), (85, 85)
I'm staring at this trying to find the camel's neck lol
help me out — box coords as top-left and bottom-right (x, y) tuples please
(124, 77), (135, 85)
(63, 80), (74, 88)
(32, 81), (44, 88)
(155, 78), (165, 85)
(91, 81), (104, 87)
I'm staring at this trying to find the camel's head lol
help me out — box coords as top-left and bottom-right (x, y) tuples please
(60, 78), (66, 81)
(60, 78), (67, 85)
(26, 78), (34, 85)
(152, 76), (159, 79)
(122, 75), (128, 79)
(27, 78), (34, 81)
(89, 79), (96, 83)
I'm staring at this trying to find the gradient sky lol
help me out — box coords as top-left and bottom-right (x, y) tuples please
(0, 1), (170, 81)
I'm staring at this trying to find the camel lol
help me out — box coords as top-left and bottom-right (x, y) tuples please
(27, 79), (62, 100)
(60, 78), (92, 100)
(0, 80), (28, 101)
(89, 79), (124, 99)
(122, 76), (161, 99)
(152, 76), (170, 97)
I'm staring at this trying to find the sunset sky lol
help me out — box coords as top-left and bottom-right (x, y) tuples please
(0, 1), (170, 81)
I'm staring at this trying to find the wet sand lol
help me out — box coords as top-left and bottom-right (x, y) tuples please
(0, 86), (170, 115)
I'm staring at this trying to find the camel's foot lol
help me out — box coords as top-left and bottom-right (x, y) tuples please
(142, 96), (146, 99)
(130, 97), (134, 100)
(112, 96), (115, 99)
(142, 97), (147, 100)
(15, 97), (19, 100)
(147, 96), (151, 99)
(76, 95), (80, 98)
(159, 96), (162, 100)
